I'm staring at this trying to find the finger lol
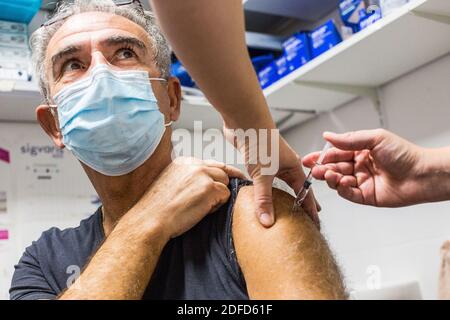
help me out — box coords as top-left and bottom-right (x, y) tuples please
(324, 170), (344, 190)
(203, 160), (246, 179)
(321, 148), (355, 164)
(323, 129), (384, 151)
(204, 167), (230, 186)
(336, 185), (364, 204)
(252, 174), (275, 228)
(303, 149), (354, 167)
(311, 162), (354, 180)
(210, 181), (232, 212)
(276, 163), (306, 196)
(340, 175), (357, 188)
(302, 152), (320, 167)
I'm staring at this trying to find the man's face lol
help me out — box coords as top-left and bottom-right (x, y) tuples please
(40, 11), (180, 148)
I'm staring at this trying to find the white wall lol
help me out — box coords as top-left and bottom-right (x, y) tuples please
(283, 53), (450, 299)
(0, 123), (98, 300)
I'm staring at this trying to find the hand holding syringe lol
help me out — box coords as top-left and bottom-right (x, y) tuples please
(293, 142), (332, 212)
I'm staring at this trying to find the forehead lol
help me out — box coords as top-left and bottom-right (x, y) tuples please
(47, 11), (151, 56)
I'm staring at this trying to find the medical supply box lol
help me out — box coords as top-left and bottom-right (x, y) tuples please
(339, 0), (383, 33)
(251, 54), (275, 73)
(308, 19), (343, 58)
(0, 0), (42, 23)
(258, 61), (278, 89)
(282, 32), (312, 70)
(0, 21), (27, 34)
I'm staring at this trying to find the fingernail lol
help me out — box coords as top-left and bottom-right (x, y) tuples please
(260, 213), (274, 227)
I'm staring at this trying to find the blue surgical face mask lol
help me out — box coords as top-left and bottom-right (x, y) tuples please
(52, 64), (172, 176)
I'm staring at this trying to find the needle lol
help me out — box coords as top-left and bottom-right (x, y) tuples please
(292, 142), (332, 212)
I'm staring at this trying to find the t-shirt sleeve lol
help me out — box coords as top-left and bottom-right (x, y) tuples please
(220, 178), (253, 292)
(9, 243), (57, 300)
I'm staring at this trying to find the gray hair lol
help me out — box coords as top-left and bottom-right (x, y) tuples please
(30, 0), (171, 103)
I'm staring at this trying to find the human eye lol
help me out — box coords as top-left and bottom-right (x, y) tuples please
(115, 47), (137, 60)
(61, 59), (86, 74)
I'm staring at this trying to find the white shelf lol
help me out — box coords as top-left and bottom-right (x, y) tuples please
(0, 80), (41, 122)
(264, 0), (450, 127)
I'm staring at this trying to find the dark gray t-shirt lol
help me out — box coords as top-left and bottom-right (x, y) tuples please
(10, 178), (251, 300)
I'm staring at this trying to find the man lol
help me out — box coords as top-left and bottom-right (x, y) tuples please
(10, 0), (346, 300)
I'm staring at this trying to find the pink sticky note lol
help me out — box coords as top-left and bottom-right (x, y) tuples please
(0, 229), (9, 240)
(0, 147), (10, 163)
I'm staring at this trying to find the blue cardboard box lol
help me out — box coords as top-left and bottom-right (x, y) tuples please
(258, 62), (279, 89)
(171, 61), (195, 88)
(359, 8), (383, 31)
(0, 0), (42, 23)
(275, 55), (291, 79)
(308, 19), (343, 58)
(339, 0), (383, 33)
(251, 54), (275, 73)
(282, 32), (312, 71)
(339, 0), (366, 33)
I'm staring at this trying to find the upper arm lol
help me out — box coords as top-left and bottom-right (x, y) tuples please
(9, 246), (56, 300)
(232, 186), (346, 300)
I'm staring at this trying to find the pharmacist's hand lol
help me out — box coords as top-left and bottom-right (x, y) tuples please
(224, 126), (320, 228)
(133, 157), (245, 239)
(303, 129), (427, 207)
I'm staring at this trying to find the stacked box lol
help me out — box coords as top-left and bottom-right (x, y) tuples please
(282, 32), (312, 71)
(258, 62), (278, 89)
(309, 19), (343, 58)
(339, 0), (383, 34)
(0, 20), (32, 82)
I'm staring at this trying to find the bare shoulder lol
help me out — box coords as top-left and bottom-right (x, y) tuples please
(233, 185), (319, 237)
(232, 185), (346, 299)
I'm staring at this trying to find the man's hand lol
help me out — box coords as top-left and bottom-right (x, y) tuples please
(303, 129), (450, 207)
(224, 127), (320, 228)
(133, 157), (246, 240)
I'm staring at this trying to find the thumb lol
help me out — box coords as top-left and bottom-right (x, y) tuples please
(252, 174), (275, 228)
(323, 129), (384, 151)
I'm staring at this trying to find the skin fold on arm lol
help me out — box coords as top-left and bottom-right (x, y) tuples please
(233, 187), (347, 300)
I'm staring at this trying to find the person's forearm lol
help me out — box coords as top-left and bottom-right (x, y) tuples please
(59, 208), (169, 300)
(150, 0), (275, 130)
(422, 147), (450, 203)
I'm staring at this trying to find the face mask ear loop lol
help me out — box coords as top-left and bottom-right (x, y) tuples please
(164, 121), (173, 127)
(47, 104), (58, 117)
(149, 78), (168, 82)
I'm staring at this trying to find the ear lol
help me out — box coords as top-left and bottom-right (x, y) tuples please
(36, 105), (65, 149)
(167, 77), (181, 122)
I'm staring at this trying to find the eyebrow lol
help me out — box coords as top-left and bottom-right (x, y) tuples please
(49, 35), (148, 78)
(100, 35), (147, 53)
(51, 45), (82, 70)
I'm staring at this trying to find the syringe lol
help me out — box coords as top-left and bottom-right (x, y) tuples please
(293, 142), (332, 211)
